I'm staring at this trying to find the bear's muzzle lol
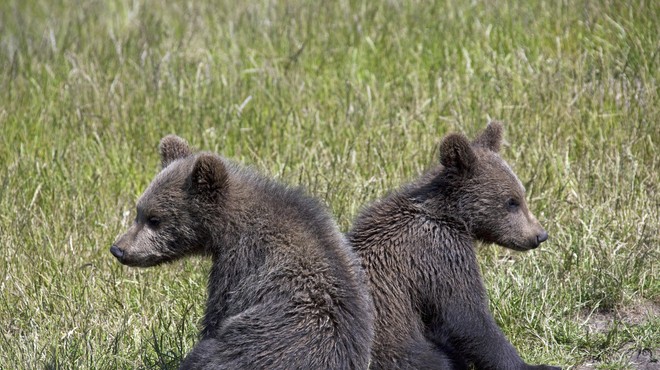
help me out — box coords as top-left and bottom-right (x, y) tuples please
(110, 245), (124, 260)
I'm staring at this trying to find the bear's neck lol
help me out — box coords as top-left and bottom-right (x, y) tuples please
(401, 186), (474, 239)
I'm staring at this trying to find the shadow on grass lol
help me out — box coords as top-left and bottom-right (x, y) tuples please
(140, 304), (196, 370)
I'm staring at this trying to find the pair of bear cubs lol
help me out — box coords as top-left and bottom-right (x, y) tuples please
(110, 122), (559, 370)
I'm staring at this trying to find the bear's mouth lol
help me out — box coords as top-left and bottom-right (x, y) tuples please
(502, 240), (539, 252)
(109, 245), (174, 267)
(508, 245), (532, 252)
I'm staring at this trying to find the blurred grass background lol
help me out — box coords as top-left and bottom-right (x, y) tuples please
(1, 0), (658, 368)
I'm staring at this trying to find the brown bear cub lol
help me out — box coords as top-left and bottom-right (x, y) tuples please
(348, 122), (560, 370)
(110, 135), (373, 370)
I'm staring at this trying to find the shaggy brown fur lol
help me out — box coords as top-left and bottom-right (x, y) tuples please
(348, 122), (560, 369)
(111, 135), (374, 370)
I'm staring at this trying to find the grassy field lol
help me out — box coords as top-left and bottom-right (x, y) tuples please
(1, 0), (658, 368)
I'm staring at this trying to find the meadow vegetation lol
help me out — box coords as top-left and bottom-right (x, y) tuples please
(1, 0), (658, 368)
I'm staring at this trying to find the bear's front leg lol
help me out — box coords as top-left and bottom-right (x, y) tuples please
(430, 300), (560, 370)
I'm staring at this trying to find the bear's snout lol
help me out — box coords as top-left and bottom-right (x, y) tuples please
(527, 230), (549, 249)
(536, 231), (548, 245)
(110, 245), (124, 260)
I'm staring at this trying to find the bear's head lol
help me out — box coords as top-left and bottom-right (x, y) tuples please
(438, 122), (548, 251)
(110, 135), (228, 267)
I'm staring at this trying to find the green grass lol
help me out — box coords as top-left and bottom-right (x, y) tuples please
(1, 0), (658, 368)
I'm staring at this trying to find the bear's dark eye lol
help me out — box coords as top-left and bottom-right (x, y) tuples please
(147, 216), (161, 228)
(506, 198), (520, 212)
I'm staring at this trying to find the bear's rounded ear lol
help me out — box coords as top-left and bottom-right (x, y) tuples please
(439, 133), (476, 173)
(160, 135), (192, 168)
(191, 154), (228, 199)
(472, 121), (503, 152)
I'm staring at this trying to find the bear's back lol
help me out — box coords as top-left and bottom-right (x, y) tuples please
(201, 163), (375, 369)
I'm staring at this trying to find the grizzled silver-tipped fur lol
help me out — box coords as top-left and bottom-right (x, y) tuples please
(111, 135), (374, 369)
(348, 121), (558, 370)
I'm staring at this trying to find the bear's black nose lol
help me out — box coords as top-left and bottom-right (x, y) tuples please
(110, 245), (124, 259)
(537, 231), (548, 244)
